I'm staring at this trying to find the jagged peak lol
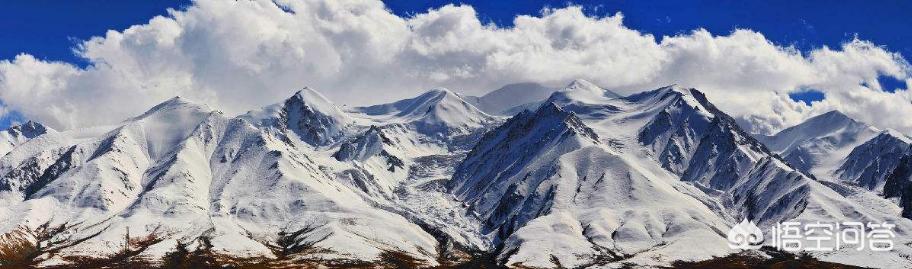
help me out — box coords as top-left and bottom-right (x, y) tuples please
(332, 125), (394, 162)
(280, 87), (351, 124)
(511, 102), (569, 122)
(361, 125), (390, 142)
(637, 85), (786, 164)
(534, 101), (565, 115)
(3, 120), (50, 139)
(518, 102), (599, 141)
(366, 124), (382, 133)
(287, 87), (343, 111)
(459, 101), (600, 174)
(625, 85), (722, 123)
(262, 87), (354, 146)
(241, 87), (351, 131)
(6, 120), (45, 132)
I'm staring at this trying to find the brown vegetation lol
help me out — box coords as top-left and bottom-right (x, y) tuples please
(0, 221), (105, 268)
(0, 221), (500, 269)
(58, 225), (167, 269)
(671, 247), (871, 269)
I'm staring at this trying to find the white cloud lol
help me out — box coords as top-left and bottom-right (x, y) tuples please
(0, 0), (909, 133)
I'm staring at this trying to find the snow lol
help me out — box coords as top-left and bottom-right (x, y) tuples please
(835, 130), (912, 191)
(748, 110), (912, 269)
(242, 88), (354, 147)
(545, 79), (623, 114)
(0, 121), (51, 157)
(1, 82), (911, 268)
(448, 101), (736, 267)
(349, 88), (495, 137)
(755, 110), (879, 177)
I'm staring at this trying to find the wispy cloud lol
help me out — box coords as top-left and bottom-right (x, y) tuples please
(0, 0), (909, 133)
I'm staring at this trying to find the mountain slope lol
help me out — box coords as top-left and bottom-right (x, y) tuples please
(837, 130), (912, 191)
(0, 96), (447, 265)
(546, 84), (912, 267)
(1, 83), (911, 268)
(755, 111), (879, 176)
(566, 85), (808, 225)
(449, 102), (733, 267)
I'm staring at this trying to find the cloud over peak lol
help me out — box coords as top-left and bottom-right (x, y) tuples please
(0, 0), (909, 133)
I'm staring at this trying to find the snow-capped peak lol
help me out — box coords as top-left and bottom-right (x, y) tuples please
(812, 110), (854, 123)
(3, 121), (50, 139)
(0, 121), (52, 156)
(548, 79), (621, 105)
(287, 87), (350, 121)
(351, 88), (493, 135)
(753, 110), (879, 175)
(759, 110), (875, 153)
(837, 129), (912, 191)
(241, 88), (352, 147)
(525, 102), (600, 141)
(130, 96), (214, 122)
(449, 101), (600, 223)
(356, 88), (468, 117)
(333, 125), (391, 162)
(797, 110), (865, 131)
(116, 96), (220, 160)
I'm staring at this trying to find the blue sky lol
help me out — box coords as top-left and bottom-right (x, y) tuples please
(0, 0), (193, 128)
(1, 0), (909, 129)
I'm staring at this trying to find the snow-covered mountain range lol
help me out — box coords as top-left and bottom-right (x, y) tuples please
(1, 79), (911, 268)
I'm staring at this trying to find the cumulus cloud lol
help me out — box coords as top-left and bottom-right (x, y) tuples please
(0, 0), (909, 133)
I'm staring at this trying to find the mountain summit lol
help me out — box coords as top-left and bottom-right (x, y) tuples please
(351, 88), (494, 136)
